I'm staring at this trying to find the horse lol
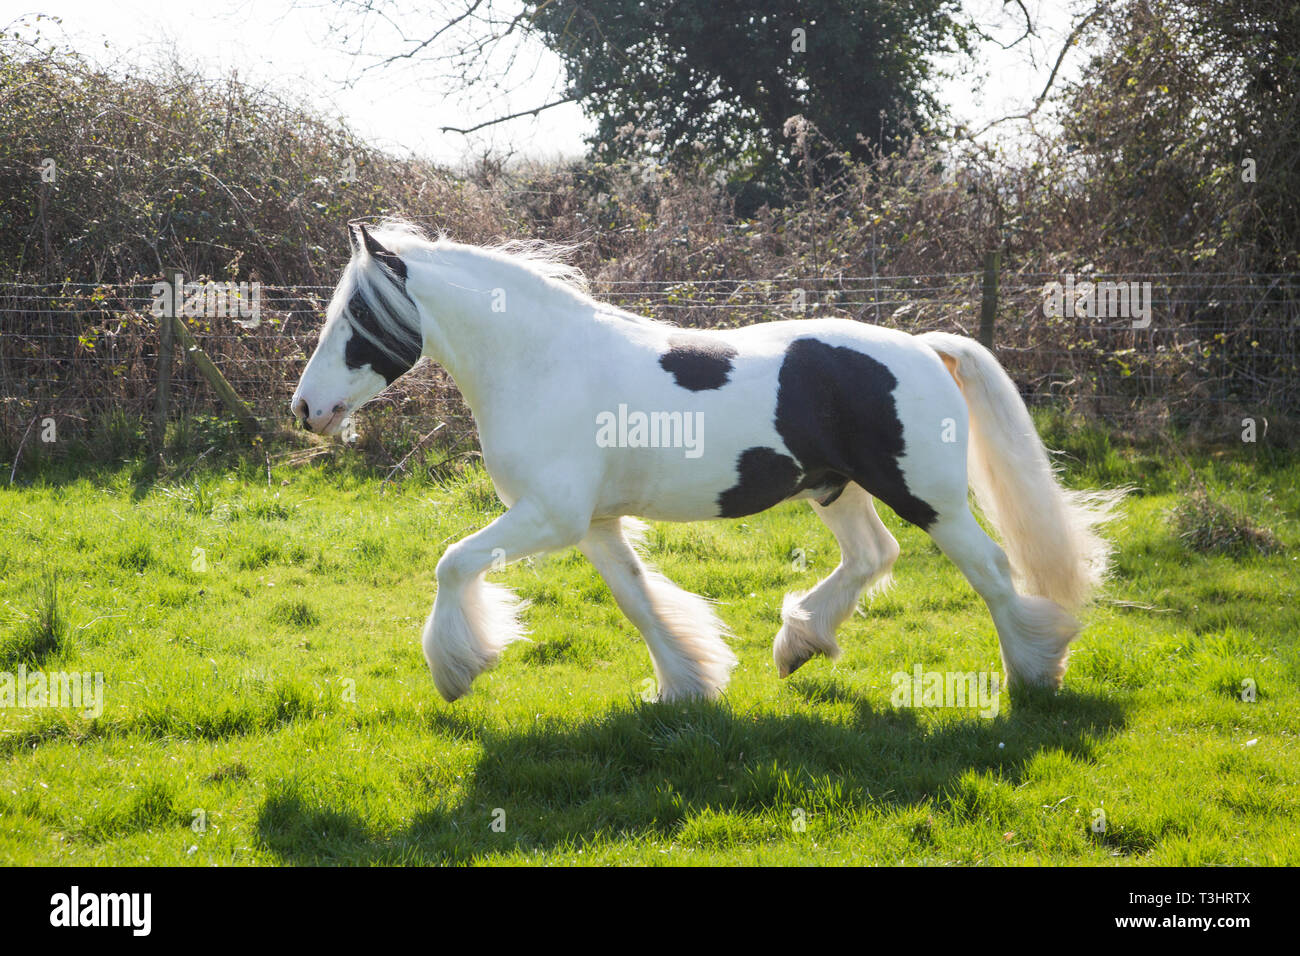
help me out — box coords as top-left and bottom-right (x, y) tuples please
(292, 219), (1121, 704)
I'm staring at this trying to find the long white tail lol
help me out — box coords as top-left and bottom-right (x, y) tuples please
(918, 331), (1123, 612)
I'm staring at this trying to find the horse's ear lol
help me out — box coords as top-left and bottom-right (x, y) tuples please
(358, 223), (407, 281)
(347, 222), (362, 256)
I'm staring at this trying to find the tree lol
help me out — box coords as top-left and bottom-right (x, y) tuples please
(326, 0), (971, 198)
(529, 1), (969, 186)
(1060, 0), (1300, 270)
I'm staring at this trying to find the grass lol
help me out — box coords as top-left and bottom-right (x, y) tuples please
(0, 574), (72, 669)
(1169, 488), (1284, 557)
(0, 424), (1296, 865)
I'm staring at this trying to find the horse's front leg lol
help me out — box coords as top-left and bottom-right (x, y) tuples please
(579, 517), (737, 702)
(424, 500), (588, 701)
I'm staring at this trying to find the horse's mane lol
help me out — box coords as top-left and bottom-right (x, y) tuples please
(364, 217), (591, 296)
(343, 217), (659, 336)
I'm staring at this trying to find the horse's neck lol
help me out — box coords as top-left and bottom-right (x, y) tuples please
(413, 253), (585, 416)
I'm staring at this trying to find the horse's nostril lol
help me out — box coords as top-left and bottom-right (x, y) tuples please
(332, 402), (346, 414)
(293, 398), (312, 429)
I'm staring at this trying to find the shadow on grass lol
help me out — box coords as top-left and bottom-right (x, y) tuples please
(255, 680), (1127, 865)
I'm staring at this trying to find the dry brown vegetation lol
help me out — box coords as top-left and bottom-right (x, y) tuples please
(2, 0), (1297, 464)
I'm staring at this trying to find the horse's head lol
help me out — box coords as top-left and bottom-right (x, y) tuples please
(291, 222), (424, 434)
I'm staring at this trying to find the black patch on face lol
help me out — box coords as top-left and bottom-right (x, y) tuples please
(770, 337), (938, 529)
(717, 447), (803, 518)
(342, 290), (421, 385)
(659, 334), (738, 391)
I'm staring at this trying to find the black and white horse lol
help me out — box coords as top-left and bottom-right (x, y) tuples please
(293, 220), (1120, 703)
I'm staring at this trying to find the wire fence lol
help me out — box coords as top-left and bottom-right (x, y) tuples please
(2, 270), (1297, 452)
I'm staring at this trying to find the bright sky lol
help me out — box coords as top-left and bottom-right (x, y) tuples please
(0, 0), (1096, 166)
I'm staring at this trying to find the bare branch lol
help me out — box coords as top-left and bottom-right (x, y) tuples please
(358, 0), (487, 76)
(1034, 4), (1106, 109)
(440, 90), (584, 134)
(968, 3), (1107, 138)
(998, 0), (1036, 50)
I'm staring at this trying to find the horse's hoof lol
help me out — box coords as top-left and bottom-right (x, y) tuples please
(777, 650), (813, 679)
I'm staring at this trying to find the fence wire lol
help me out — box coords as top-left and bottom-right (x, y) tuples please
(2, 271), (1297, 449)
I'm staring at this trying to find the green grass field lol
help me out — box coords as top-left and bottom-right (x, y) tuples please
(1, 419), (1297, 865)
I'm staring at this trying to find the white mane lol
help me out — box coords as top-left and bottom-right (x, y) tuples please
(342, 218), (658, 339)
(365, 218), (590, 296)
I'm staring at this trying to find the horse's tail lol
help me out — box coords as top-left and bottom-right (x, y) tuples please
(917, 331), (1123, 611)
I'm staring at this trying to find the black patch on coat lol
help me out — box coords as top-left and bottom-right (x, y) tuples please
(659, 334), (738, 391)
(715, 453), (850, 519)
(343, 290), (421, 385)
(815, 482), (848, 507)
(770, 337), (938, 529)
(716, 447), (803, 518)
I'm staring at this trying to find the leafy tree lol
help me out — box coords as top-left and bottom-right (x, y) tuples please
(529, 0), (970, 190)
(327, 0), (970, 201)
(1060, 0), (1300, 270)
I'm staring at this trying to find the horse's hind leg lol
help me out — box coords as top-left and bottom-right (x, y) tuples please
(775, 482), (901, 678)
(923, 504), (1079, 690)
(579, 517), (737, 702)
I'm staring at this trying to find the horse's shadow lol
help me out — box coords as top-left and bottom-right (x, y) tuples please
(255, 678), (1126, 865)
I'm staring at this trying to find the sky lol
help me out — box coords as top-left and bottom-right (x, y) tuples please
(0, 0), (1098, 166)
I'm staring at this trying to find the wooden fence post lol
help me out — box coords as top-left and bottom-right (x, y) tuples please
(168, 312), (261, 436)
(152, 269), (177, 465)
(979, 249), (1000, 349)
